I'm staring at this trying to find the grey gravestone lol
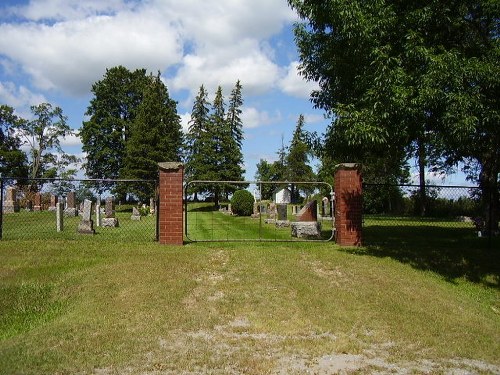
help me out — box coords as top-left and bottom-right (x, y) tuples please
(291, 222), (322, 239)
(277, 204), (288, 221)
(149, 197), (155, 215)
(102, 197), (119, 227)
(3, 187), (19, 213)
(131, 206), (141, 221)
(77, 199), (95, 234)
(64, 191), (78, 216)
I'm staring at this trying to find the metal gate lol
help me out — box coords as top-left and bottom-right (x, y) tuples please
(185, 180), (334, 242)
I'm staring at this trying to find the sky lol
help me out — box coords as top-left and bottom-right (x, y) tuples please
(0, 0), (332, 182)
(0, 0), (470, 186)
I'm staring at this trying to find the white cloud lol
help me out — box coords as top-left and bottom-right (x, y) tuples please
(0, 82), (47, 115)
(179, 112), (191, 133)
(0, 0), (297, 99)
(278, 61), (319, 99)
(241, 107), (282, 129)
(59, 133), (82, 147)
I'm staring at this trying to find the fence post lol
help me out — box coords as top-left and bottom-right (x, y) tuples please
(0, 177), (3, 240)
(158, 162), (184, 245)
(334, 163), (363, 246)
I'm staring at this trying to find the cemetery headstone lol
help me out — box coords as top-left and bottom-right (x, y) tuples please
(149, 197), (155, 215)
(77, 199), (95, 234)
(292, 200), (321, 238)
(296, 200), (317, 222)
(321, 197), (330, 217)
(131, 206), (141, 221)
(277, 203), (288, 221)
(64, 191), (78, 216)
(34, 192), (42, 211)
(25, 200), (33, 212)
(48, 195), (58, 211)
(3, 187), (19, 213)
(102, 197), (119, 227)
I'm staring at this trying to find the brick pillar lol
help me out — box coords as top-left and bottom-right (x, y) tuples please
(334, 163), (362, 246)
(158, 162), (184, 245)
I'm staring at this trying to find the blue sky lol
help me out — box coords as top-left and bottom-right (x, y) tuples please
(0, 0), (331, 182)
(0, 0), (470, 185)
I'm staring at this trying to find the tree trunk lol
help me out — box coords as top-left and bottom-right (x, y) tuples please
(417, 136), (427, 217)
(479, 160), (499, 235)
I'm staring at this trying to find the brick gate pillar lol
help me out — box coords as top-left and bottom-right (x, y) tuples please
(158, 162), (184, 245)
(334, 163), (362, 246)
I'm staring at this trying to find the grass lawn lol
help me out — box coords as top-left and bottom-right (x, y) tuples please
(0, 210), (498, 374)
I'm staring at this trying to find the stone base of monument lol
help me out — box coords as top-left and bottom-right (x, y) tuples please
(275, 220), (290, 228)
(78, 220), (95, 234)
(3, 202), (20, 213)
(102, 217), (119, 227)
(64, 208), (78, 217)
(291, 221), (321, 239)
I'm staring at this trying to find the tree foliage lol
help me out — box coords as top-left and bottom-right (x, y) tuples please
(185, 82), (246, 204)
(80, 66), (148, 181)
(0, 105), (28, 179)
(81, 66), (183, 201)
(15, 103), (73, 191)
(289, 0), (499, 229)
(122, 72), (183, 201)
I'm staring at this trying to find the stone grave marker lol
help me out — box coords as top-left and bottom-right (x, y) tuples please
(3, 187), (19, 213)
(292, 200), (321, 239)
(64, 191), (78, 216)
(102, 197), (119, 227)
(48, 195), (58, 211)
(77, 199), (95, 234)
(34, 193), (42, 211)
(131, 206), (141, 221)
(149, 197), (155, 215)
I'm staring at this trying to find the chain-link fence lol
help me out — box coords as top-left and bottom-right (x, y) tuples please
(0, 178), (158, 242)
(362, 183), (498, 245)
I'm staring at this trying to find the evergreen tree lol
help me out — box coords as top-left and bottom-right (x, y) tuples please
(122, 72), (184, 202)
(224, 80), (245, 184)
(80, 66), (148, 184)
(286, 114), (316, 201)
(185, 85), (212, 200)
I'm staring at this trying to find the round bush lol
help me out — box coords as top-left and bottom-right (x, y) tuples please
(230, 190), (255, 216)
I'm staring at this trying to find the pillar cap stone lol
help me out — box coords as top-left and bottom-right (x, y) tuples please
(334, 163), (361, 171)
(158, 162), (183, 171)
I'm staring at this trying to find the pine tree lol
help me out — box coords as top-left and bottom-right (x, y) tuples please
(286, 114), (316, 201)
(185, 85), (212, 200)
(122, 72), (183, 202)
(224, 80), (245, 184)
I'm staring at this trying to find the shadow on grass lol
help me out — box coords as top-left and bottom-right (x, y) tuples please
(345, 225), (500, 288)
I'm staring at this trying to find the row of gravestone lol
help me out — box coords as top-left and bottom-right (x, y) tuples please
(1, 187), (79, 214)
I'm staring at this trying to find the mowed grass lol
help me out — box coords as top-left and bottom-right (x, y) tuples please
(0, 211), (498, 373)
(2, 210), (156, 242)
(186, 203), (333, 241)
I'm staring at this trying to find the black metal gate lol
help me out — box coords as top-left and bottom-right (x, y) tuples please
(185, 180), (334, 242)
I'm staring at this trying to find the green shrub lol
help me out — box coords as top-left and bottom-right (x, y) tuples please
(230, 190), (254, 216)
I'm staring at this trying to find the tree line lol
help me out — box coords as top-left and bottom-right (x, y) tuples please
(0, 66), (247, 204)
(288, 0), (499, 232)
